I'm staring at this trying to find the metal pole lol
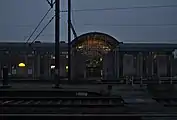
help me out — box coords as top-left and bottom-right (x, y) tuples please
(68, 0), (71, 82)
(54, 0), (60, 88)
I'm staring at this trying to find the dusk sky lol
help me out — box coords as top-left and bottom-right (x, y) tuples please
(0, 0), (177, 43)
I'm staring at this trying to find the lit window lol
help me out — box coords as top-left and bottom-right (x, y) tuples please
(66, 66), (68, 72)
(51, 55), (55, 59)
(100, 58), (103, 61)
(66, 66), (68, 69)
(12, 69), (16, 75)
(78, 46), (83, 49)
(62, 51), (68, 54)
(51, 65), (55, 69)
(103, 46), (108, 49)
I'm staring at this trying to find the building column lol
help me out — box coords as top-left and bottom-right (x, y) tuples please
(140, 52), (144, 77)
(34, 53), (40, 79)
(114, 49), (119, 79)
(167, 53), (172, 77)
(147, 52), (153, 77)
(43, 55), (49, 79)
(103, 51), (114, 80)
(24, 55), (28, 78)
(142, 52), (147, 78)
(157, 54), (167, 77)
(71, 50), (76, 80)
(32, 55), (35, 79)
(0, 58), (2, 78)
(133, 52), (138, 77)
(152, 53), (157, 76)
(136, 53), (140, 77)
(172, 49), (177, 76)
(136, 52), (143, 77)
(26, 51), (35, 79)
(71, 50), (86, 80)
(48, 55), (51, 78)
(119, 51), (123, 78)
(172, 57), (177, 76)
(77, 52), (86, 80)
(102, 54), (107, 80)
(0, 52), (3, 78)
(60, 55), (65, 77)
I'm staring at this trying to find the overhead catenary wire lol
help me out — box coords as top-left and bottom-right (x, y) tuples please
(78, 23), (177, 27)
(24, 3), (177, 45)
(25, 0), (56, 44)
(25, 7), (53, 44)
(25, 1), (56, 44)
(60, 4), (177, 13)
(70, 1), (78, 38)
(9, 23), (177, 28)
(29, 15), (55, 46)
(71, 6), (76, 26)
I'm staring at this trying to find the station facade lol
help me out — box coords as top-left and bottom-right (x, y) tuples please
(0, 32), (177, 80)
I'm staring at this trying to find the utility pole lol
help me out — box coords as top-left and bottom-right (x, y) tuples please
(54, 0), (60, 88)
(68, 0), (71, 82)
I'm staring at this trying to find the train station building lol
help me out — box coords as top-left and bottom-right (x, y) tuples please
(0, 32), (177, 80)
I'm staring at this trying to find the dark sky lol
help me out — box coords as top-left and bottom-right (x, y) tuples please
(0, 0), (177, 43)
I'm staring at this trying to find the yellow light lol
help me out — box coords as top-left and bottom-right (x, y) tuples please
(66, 66), (68, 69)
(78, 46), (83, 49)
(18, 63), (25, 67)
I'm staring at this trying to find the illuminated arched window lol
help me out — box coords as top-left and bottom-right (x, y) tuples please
(71, 32), (119, 57)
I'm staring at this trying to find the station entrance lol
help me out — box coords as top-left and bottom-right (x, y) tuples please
(86, 57), (103, 78)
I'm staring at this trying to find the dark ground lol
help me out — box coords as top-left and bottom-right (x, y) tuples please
(1, 81), (177, 120)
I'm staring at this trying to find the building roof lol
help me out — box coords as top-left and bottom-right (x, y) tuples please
(119, 43), (177, 52)
(0, 42), (176, 53)
(71, 32), (119, 48)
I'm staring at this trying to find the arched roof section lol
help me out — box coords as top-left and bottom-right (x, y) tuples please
(71, 32), (119, 49)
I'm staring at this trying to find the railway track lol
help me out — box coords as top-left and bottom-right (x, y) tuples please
(152, 97), (177, 107)
(0, 96), (126, 114)
(1, 78), (177, 85)
(1, 97), (177, 120)
(0, 97), (125, 108)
